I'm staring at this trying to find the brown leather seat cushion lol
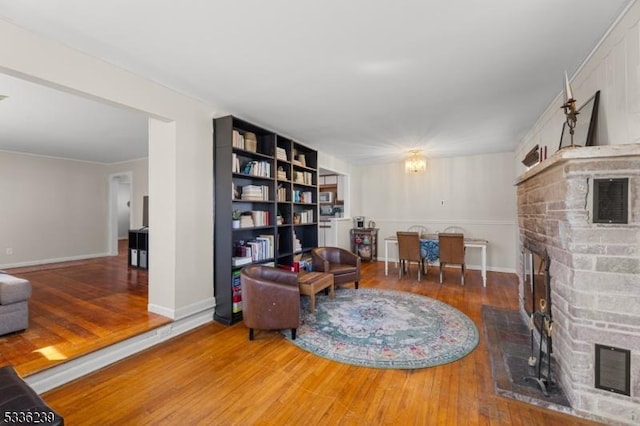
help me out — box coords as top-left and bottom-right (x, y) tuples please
(329, 264), (357, 274)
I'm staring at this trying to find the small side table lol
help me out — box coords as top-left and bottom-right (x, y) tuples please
(298, 272), (335, 313)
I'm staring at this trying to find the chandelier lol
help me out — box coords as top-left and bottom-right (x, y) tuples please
(405, 150), (426, 173)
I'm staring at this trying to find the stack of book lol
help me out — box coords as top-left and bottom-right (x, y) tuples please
(241, 185), (269, 201)
(232, 256), (252, 267)
(239, 213), (254, 228)
(293, 232), (302, 252)
(276, 147), (287, 161)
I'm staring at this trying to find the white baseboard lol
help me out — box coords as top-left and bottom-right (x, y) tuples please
(148, 297), (215, 320)
(25, 308), (214, 394)
(0, 252), (112, 269)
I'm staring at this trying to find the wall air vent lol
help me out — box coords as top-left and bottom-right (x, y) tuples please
(595, 344), (630, 396)
(593, 178), (628, 224)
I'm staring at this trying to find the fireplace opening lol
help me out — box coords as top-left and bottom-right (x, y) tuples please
(522, 241), (554, 395)
(522, 242), (551, 320)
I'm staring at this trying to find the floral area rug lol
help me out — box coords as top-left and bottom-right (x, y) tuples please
(283, 288), (479, 369)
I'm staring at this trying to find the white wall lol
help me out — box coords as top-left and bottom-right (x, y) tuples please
(0, 19), (215, 319)
(0, 154), (150, 268)
(0, 151), (110, 266)
(357, 152), (517, 272)
(516, 1), (640, 172)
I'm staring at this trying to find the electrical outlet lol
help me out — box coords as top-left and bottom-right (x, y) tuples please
(441, 200), (445, 206)
(5, 247), (13, 255)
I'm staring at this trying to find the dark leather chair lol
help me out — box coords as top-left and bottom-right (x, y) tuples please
(0, 365), (64, 425)
(438, 233), (465, 285)
(240, 265), (300, 340)
(311, 247), (361, 289)
(396, 231), (426, 281)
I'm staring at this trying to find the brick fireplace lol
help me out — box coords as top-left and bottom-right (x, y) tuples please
(516, 144), (640, 424)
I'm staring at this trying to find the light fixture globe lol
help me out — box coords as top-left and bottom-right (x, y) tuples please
(405, 150), (426, 173)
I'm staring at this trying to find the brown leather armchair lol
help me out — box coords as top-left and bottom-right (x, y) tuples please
(240, 265), (300, 340)
(311, 247), (361, 289)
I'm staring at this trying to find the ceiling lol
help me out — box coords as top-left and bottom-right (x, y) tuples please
(0, 73), (148, 163)
(0, 0), (634, 165)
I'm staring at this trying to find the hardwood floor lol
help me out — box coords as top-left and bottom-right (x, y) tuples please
(0, 240), (171, 377)
(41, 262), (598, 425)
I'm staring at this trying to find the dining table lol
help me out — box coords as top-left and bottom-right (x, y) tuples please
(384, 234), (489, 286)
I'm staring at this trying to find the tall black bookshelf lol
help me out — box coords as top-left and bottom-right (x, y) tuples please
(213, 116), (318, 325)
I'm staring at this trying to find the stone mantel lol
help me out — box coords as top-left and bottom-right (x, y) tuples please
(516, 143), (640, 186)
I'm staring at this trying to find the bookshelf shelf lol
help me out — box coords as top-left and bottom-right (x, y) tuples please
(214, 115), (318, 325)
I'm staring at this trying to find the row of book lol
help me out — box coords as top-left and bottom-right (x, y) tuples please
(238, 210), (271, 228)
(295, 209), (315, 224)
(242, 160), (271, 178)
(293, 170), (313, 185)
(241, 184), (270, 201)
(233, 235), (274, 263)
(231, 153), (241, 173)
(232, 130), (257, 152)
(293, 190), (314, 203)
(277, 185), (288, 202)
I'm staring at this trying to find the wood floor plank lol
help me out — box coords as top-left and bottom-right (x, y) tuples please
(0, 240), (170, 376)
(3, 252), (602, 424)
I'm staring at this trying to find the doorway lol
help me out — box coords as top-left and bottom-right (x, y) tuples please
(109, 172), (133, 256)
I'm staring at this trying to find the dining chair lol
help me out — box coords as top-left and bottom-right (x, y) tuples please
(438, 232), (465, 285)
(443, 226), (465, 234)
(396, 231), (426, 281)
(407, 225), (429, 238)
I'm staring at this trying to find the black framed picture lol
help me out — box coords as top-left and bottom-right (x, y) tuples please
(559, 90), (600, 150)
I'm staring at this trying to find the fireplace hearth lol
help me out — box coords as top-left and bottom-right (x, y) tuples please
(483, 306), (571, 413)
